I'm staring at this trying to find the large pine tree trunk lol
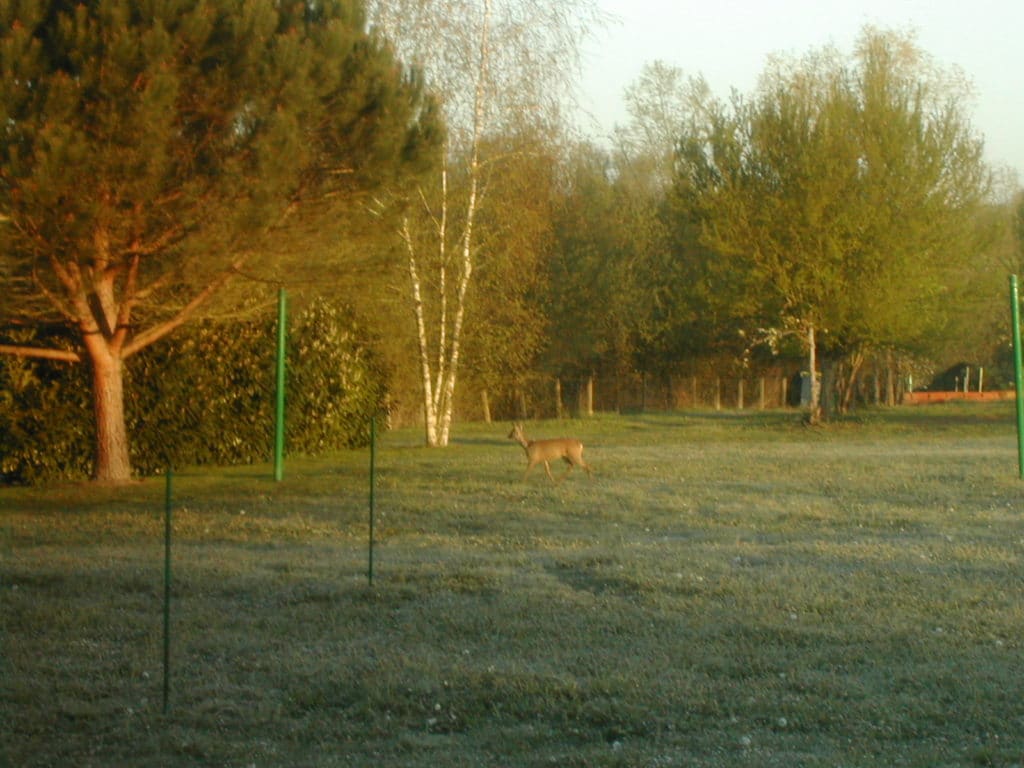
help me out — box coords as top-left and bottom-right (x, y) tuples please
(90, 349), (132, 483)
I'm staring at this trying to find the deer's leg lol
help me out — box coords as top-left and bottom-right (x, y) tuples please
(543, 461), (556, 482)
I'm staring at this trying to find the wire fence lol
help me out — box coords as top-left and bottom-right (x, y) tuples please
(471, 371), (805, 424)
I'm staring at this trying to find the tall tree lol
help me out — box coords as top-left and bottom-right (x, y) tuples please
(544, 143), (624, 379)
(366, 0), (602, 446)
(1016, 191), (1024, 271)
(608, 63), (722, 373)
(544, 142), (662, 386)
(0, 0), (440, 482)
(614, 60), (710, 192)
(673, 27), (992, 419)
(461, 131), (556, 409)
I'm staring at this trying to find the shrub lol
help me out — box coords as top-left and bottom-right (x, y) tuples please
(286, 297), (386, 454)
(0, 327), (93, 484)
(0, 299), (386, 483)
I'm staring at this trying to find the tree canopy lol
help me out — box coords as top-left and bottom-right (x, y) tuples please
(672, 27), (993, 416)
(2, 11), (1020, 484)
(0, 0), (442, 481)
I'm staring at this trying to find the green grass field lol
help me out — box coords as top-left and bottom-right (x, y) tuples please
(3, 405), (1024, 767)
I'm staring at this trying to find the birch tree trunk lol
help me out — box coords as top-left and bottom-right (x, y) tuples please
(806, 324), (821, 423)
(400, 0), (490, 447)
(368, 0), (601, 446)
(405, 216), (439, 445)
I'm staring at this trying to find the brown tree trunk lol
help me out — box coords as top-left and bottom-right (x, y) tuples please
(90, 351), (132, 483)
(885, 349), (897, 406)
(804, 325), (822, 424)
(481, 389), (491, 423)
(840, 351), (866, 413)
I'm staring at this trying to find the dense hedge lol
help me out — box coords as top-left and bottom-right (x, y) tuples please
(0, 299), (386, 483)
(0, 328), (94, 484)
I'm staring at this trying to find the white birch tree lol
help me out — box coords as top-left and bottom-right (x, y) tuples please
(367, 0), (603, 446)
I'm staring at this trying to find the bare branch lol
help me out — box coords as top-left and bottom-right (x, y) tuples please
(0, 344), (81, 363)
(31, 265), (79, 324)
(121, 255), (251, 358)
(110, 254), (141, 352)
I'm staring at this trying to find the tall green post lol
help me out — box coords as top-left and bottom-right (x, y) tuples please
(274, 288), (287, 482)
(368, 415), (376, 586)
(1011, 276), (1024, 479)
(163, 468), (173, 714)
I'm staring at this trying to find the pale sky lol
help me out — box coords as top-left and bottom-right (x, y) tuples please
(578, 0), (1024, 176)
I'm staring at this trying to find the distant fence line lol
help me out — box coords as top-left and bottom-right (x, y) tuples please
(903, 390), (1016, 405)
(478, 373), (802, 423)
(394, 360), (1012, 429)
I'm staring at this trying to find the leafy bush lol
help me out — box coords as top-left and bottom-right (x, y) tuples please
(0, 329), (93, 484)
(126, 315), (277, 475)
(286, 297), (386, 453)
(0, 299), (386, 483)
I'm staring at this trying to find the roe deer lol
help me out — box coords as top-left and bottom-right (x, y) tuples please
(508, 422), (592, 483)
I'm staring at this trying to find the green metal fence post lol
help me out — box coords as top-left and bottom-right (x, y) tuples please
(368, 415), (376, 586)
(1011, 276), (1024, 479)
(274, 288), (287, 482)
(163, 468), (173, 714)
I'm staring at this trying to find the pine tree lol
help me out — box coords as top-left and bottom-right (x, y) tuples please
(0, 0), (442, 482)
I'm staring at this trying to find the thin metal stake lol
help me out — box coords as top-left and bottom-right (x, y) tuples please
(368, 415), (376, 586)
(163, 468), (173, 714)
(274, 287), (287, 482)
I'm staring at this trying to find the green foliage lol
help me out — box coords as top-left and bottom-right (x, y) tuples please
(0, 0), (441, 302)
(1015, 192), (1024, 269)
(542, 142), (661, 380)
(0, 299), (385, 483)
(0, 0), (443, 481)
(125, 315), (277, 474)
(0, 329), (93, 484)
(286, 297), (386, 453)
(462, 133), (556, 392)
(672, 27), (993, 361)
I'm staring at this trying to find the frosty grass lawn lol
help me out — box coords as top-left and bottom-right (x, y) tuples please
(3, 404), (1024, 767)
